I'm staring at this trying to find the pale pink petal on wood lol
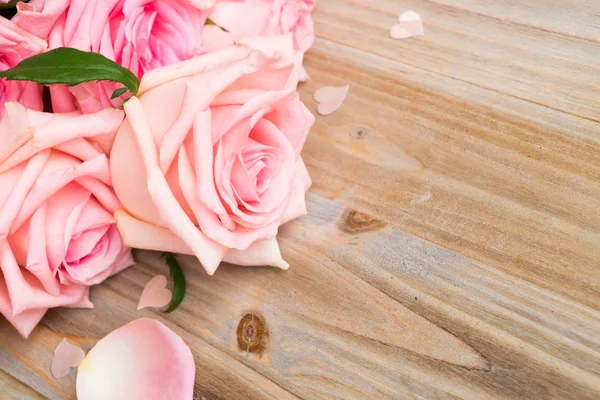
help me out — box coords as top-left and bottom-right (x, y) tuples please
(51, 338), (85, 379)
(314, 85), (350, 116)
(76, 318), (195, 400)
(390, 11), (424, 40)
(137, 275), (172, 311)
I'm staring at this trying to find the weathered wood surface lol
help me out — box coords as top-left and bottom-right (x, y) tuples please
(2, 0), (600, 398)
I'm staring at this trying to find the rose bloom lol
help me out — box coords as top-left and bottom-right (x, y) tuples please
(14, 0), (228, 113)
(0, 17), (46, 119)
(209, 0), (315, 80)
(210, 0), (315, 53)
(0, 103), (134, 338)
(110, 35), (313, 275)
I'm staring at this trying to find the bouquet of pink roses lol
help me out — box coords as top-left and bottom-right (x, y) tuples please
(0, 0), (315, 344)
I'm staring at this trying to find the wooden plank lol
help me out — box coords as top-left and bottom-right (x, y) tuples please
(1, 0), (600, 399)
(299, 33), (600, 309)
(427, 0), (600, 40)
(3, 202), (599, 398)
(314, 0), (600, 122)
(0, 305), (298, 400)
(0, 369), (44, 400)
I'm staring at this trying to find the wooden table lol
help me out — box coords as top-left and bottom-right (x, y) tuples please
(2, 1), (600, 399)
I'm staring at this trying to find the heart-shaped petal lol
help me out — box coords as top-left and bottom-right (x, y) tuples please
(51, 338), (85, 379)
(137, 275), (172, 311)
(390, 11), (424, 39)
(399, 10), (422, 23)
(313, 85), (350, 116)
(76, 318), (195, 400)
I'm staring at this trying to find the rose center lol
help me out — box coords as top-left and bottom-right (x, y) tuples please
(64, 226), (110, 266)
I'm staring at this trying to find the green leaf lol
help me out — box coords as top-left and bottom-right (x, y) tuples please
(110, 87), (128, 100)
(0, 47), (139, 96)
(162, 252), (186, 313)
(205, 18), (229, 32)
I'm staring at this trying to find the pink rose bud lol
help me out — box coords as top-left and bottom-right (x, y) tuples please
(0, 103), (135, 338)
(110, 35), (313, 275)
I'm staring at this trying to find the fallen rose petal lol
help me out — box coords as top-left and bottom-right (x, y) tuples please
(76, 318), (195, 400)
(390, 11), (425, 40)
(51, 338), (85, 379)
(314, 85), (350, 116)
(137, 275), (172, 311)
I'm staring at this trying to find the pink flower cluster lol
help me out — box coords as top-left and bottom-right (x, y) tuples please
(0, 0), (315, 338)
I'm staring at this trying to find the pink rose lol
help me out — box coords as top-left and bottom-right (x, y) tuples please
(210, 0), (315, 52)
(0, 17), (47, 119)
(14, 0), (225, 113)
(210, 0), (315, 79)
(110, 36), (313, 275)
(0, 102), (134, 338)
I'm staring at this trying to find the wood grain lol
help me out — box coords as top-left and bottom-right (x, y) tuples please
(0, 369), (44, 400)
(2, 0), (600, 399)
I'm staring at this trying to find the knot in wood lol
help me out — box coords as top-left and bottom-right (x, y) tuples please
(236, 313), (266, 353)
(352, 126), (368, 139)
(338, 209), (387, 234)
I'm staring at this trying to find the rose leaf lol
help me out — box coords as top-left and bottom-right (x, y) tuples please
(110, 87), (128, 100)
(0, 47), (140, 96)
(161, 252), (186, 313)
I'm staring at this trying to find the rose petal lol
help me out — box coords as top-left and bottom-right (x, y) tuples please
(158, 55), (292, 173)
(50, 85), (78, 113)
(124, 97), (226, 275)
(15, 0), (71, 39)
(280, 160), (311, 225)
(115, 209), (193, 255)
(138, 45), (249, 94)
(314, 84), (350, 116)
(8, 204), (60, 295)
(209, 1), (271, 37)
(225, 238), (289, 270)
(0, 242), (90, 315)
(11, 153), (113, 234)
(0, 107), (124, 174)
(64, 225), (128, 286)
(115, 209), (288, 269)
(53, 138), (105, 162)
(178, 144), (278, 249)
(76, 318), (195, 400)
(45, 184), (91, 273)
(0, 150), (49, 237)
(51, 338), (86, 379)
(202, 24), (235, 53)
(0, 102), (37, 165)
(265, 92), (314, 157)
(137, 275), (171, 311)
(0, 274), (46, 338)
(192, 110), (235, 230)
